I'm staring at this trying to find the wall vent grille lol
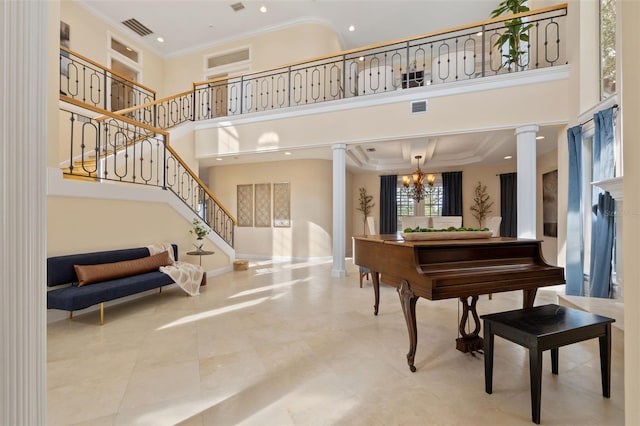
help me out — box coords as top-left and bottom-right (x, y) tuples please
(121, 18), (154, 37)
(411, 100), (428, 114)
(230, 2), (245, 11)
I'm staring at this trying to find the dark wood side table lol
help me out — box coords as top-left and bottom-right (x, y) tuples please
(482, 304), (615, 424)
(186, 249), (214, 286)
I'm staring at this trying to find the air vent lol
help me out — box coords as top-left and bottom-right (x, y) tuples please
(230, 2), (245, 11)
(121, 18), (154, 37)
(411, 100), (428, 114)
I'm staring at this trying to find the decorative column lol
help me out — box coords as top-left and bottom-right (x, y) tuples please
(332, 143), (347, 277)
(1, 1), (48, 424)
(515, 125), (539, 239)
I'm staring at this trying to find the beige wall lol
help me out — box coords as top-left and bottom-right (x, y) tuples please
(60, 1), (165, 94)
(163, 24), (342, 96)
(207, 159), (334, 258)
(195, 79), (568, 159)
(47, 196), (229, 271)
(621, 0), (640, 422)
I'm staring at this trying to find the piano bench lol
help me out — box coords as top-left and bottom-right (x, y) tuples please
(481, 304), (615, 424)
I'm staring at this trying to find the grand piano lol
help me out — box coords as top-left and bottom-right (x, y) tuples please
(353, 234), (565, 372)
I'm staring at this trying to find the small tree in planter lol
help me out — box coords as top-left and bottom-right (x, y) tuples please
(356, 187), (375, 235)
(470, 181), (494, 228)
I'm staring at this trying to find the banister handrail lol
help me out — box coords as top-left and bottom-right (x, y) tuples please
(109, 89), (193, 118)
(62, 95), (169, 136)
(165, 144), (238, 224)
(61, 45), (157, 95)
(195, 3), (568, 86)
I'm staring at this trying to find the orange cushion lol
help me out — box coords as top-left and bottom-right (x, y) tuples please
(74, 251), (172, 287)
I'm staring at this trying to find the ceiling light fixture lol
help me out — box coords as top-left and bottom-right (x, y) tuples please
(358, 56), (364, 61)
(284, 152), (292, 156)
(259, 5), (267, 13)
(536, 135), (545, 140)
(156, 37), (164, 43)
(401, 155), (435, 203)
(348, 25), (355, 32)
(504, 155), (513, 160)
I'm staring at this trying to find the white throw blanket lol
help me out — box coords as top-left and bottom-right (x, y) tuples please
(147, 242), (203, 296)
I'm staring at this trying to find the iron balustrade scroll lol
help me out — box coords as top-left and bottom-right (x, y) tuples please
(60, 108), (236, 247)
(60, 47), (156, 114)
(88, 4), (567, 126)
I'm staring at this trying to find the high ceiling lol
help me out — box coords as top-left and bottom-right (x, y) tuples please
(79, 0), (498, 58)
(77, 0), (561, 173)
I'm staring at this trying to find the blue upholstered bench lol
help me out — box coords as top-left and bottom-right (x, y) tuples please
(47, 245), (178, 325)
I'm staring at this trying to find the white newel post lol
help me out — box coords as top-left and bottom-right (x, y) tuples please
(515, 125), (539, 239)
(1, 1), (48, 424)
(332, 143), (347, 277)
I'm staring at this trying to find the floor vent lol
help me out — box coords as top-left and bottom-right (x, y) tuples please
(411, 100), (428, 114)
(121, 18), (154, 37)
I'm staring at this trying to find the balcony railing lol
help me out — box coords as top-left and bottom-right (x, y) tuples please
(60, 46), (156, 119)
(90, 3), (567, 131)
(59, 98), (236, 247)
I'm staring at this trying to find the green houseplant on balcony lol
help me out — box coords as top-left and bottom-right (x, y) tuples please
(490, 0), (533, 71)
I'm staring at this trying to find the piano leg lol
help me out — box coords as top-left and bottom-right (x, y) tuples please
(398, 280), (418, 372)
(372, 271), (380, 316)
(456, 296), (484, 353)
(523, 288), (538, 308)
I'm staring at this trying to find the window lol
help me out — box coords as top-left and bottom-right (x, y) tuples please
(396, 175), (443, 230)
(600, 0), (616, 99)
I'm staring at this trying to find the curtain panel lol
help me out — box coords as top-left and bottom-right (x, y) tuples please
(442, 171), (463, 216)
(566, 125), (584, 296)
(380, 175), (398, 234)
(499, 173), (517, 237)
(589, 107), (616, 298)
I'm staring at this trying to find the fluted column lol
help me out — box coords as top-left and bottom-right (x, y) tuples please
(332, 143), (347, 277)
(1, 1), (48, 424)
(515, 125), (539, 239)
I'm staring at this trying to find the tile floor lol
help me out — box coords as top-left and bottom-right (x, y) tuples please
(47, 259), (624, 425)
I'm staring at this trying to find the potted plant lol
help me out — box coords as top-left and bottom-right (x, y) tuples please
(490, 0), (533, 71)
(470, 181), (494, 227)
(190, 218), (211, 250)
(356, 187), (374, 235)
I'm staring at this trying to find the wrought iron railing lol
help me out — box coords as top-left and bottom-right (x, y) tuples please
(59, 97), (236, 247)
(76, 4), (567, 130)
(60, 46), (156, 120)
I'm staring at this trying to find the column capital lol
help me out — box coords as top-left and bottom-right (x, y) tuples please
(332, 143), (347, 151)
(515, 124), (540, 136)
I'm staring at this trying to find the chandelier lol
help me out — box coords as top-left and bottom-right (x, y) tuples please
(402, 155), (435, 203)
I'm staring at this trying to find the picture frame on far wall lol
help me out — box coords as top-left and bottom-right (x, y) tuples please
(543, 170), (558, 237)
(60, 21), (70, 78)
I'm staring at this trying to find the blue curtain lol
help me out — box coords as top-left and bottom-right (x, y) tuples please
(499, 173), (517, 237)
(380, 175), (398, 234)
(442, 171), (463, 216)
(589, 108), (616, 298)
(566, 125), (584, 296)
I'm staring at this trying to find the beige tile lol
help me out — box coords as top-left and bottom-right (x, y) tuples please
(47, 259), (625, 425)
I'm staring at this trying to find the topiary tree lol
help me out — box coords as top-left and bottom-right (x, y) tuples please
(470, 181), (494, 227)
(356, 187), (375, 235)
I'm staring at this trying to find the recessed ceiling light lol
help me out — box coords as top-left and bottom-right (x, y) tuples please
(284, 152), (292, 156)
(259, 5), (267, 13)
(536, 135), (545, 140)
(358, 56), (364, 61)
(348, 25), (355, 32)
(156, 37), (164, 43)
(504, 155), (513, 160)
(476, 31), (483, 36)
(216, 158), (223, 161)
